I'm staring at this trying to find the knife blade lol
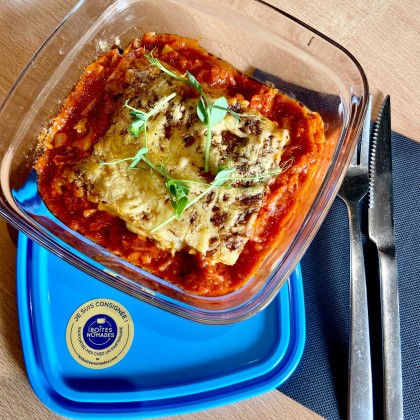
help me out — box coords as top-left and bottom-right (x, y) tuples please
(368, 95), (403, 420)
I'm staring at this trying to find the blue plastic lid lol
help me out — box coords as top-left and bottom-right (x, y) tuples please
(17, 233), (305, 418)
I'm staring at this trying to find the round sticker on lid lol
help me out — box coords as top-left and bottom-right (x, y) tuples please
(66, 298), (134, 369)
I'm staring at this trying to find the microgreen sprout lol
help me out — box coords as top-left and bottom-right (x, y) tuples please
(145, 52), (246, 172)
(102, 147), (293, 232)
(124, 92), (177, 145)
(144, 51), (187, 84)
(149, 156), (295, 230)
(225, 156), (295, 185)
(150, 167), (235, 232)
(101, 147), (192, 220)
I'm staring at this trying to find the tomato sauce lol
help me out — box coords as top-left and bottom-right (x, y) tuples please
(35, 34), (325, 296)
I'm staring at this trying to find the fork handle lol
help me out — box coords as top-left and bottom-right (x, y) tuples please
(347, 204), (373, 420)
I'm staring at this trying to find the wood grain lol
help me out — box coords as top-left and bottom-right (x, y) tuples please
(0, 0), (417, 419)
(270, 0), (420, 141)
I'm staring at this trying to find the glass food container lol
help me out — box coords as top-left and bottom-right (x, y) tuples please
(0, 0), (368, 323)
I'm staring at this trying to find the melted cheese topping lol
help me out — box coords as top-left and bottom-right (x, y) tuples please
(72, 64), (290, 265)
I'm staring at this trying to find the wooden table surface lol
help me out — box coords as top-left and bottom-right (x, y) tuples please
(0, 1), (418, 419)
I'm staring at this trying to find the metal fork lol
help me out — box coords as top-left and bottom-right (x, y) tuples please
(338, 96), (373, 420)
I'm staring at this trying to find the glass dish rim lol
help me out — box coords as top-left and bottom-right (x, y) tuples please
(0, 0), (369, 323)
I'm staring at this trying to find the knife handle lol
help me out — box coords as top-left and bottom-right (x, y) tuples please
(347, 205), (373, 420)
(378, 248), (404, 420)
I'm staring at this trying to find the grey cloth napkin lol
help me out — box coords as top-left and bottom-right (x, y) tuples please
(278, 132), (420, 419)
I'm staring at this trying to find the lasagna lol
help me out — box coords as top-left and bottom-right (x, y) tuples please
(35, 33), (326, 296)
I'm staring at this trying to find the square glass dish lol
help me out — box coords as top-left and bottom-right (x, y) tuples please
(0, 0), (368, 323)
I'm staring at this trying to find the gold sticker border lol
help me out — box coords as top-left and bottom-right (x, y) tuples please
(65, 298), (134, 369)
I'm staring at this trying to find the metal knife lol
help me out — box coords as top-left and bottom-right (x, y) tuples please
(368, 95), (403, 420)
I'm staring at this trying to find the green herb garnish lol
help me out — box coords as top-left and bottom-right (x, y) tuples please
(150, 167), (235, 232)
(101, 148), (192, 219)
(100, 53), (293, 232)
(124, 92), (177, 145)
(144, 51), (187, 84)
(102, 147), (292, 231)
(145, 53), (243, 172)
